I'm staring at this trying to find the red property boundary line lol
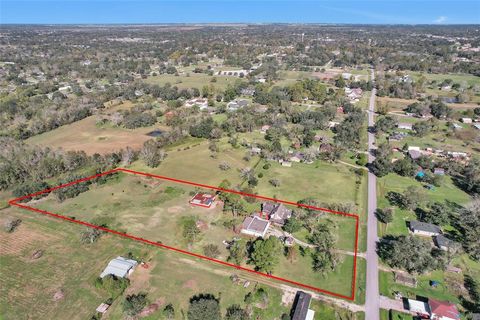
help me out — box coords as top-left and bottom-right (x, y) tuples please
(8, 167), (360, 301)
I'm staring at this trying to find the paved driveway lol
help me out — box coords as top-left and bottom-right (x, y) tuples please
(365, 69), (380, 320)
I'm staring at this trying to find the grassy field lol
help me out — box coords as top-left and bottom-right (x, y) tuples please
(29, 168), (361, 299)
(132, 137), (368, 254)
(377, 173), (471, 237)
(2, 196), (366, 319)
(26, 100), (167, 155)
(0, 208), (293, 319)
(409, 72), (480, 87)
(380, 309), (413, 320)
(376, 171), (478, 310)
(311, 300), (365, 319)
(145, 73), (241, 91)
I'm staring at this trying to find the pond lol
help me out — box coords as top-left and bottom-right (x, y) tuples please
(146, 129), (164, 137)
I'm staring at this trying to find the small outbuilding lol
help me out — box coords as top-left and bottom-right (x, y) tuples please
(100, 256), (138, 278)
(291, 291), (315, 320)
(398, 123), (413, 130)
(434, 235), (459, 251)
(407, 299), (430, 318)
(96, 303), (110, 314)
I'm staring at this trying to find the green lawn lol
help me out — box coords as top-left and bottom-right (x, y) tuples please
(310, 300), (365, 319)
(376, 171), (478, 311)
(379, 269), (462, 303)
(409, 72), (480, 87)
(377, 173), (471, 237)
(145, 73), (242, 91)
(380, 309), (413, 320)
(30, 169), (362, 300)
(0, 208), (294, 320)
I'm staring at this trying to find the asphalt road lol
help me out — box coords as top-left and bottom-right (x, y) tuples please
(365, 69), (380, 320)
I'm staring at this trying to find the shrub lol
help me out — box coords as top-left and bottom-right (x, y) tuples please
(123, 293), (148, 317)
(4, 218), (22, 233)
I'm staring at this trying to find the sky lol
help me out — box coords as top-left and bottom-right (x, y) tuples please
(0, 0), (479, 25)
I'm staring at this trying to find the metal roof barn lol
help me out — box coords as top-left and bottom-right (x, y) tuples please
(100, 256), (138, 278)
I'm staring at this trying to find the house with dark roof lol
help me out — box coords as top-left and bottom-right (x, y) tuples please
(428, 298), (460, 320)
(261, 202), (293, 226)
(409, 221), (442, 237)
(241, 216), (270, 238)
(291, 291), (315, 320)
(434, 235), (459, 251)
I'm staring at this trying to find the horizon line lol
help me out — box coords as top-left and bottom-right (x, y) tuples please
(1, 22), (479, 26)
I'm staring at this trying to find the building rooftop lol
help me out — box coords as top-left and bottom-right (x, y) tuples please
(434, 235), (458, 249)
(410, 221), (442, 234)
(100, 256), (138, 278)
(241, 216), (270, 235)
(408, 299), (430, 315)
(428, 298), (460, 320)
(189, 192), (216, 208)
(292, 291), (312, 320)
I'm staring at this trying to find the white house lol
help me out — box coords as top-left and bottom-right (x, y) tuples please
(407, 299), (430, 318)
(185, 98), (208, 110)
(398, 123), (413, 130)
(461, 118), (473, 124)
(227, 99), (248, 111)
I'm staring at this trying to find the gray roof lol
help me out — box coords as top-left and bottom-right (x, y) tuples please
(292, 291), (312, 320)
(410, 221), (441, 234)
(242, 216), (270, 235)
(408, 150), (422, 159)
(262, 202), (292, 225)
(434, 235), (457, 249)
(100, 256), (138, 278)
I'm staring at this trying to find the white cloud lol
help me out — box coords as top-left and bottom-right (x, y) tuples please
(434, 16), (447, 24)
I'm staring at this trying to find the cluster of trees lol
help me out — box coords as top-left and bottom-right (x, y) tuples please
(94, 275), (129, 300)
(0, 92), (100, 139)
(378, 189), (480, 266)
(334, 107), (366, 150)
(458, 200), (480, 261)
(378, 235), (447, 274)
(287, 79), (327, 103)
(369, 142), (480, 197)
(309, 224), (339, 275)
(0, 138), (122, 191)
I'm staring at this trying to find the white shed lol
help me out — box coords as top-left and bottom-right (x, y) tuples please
(100, 256), (138, 278)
